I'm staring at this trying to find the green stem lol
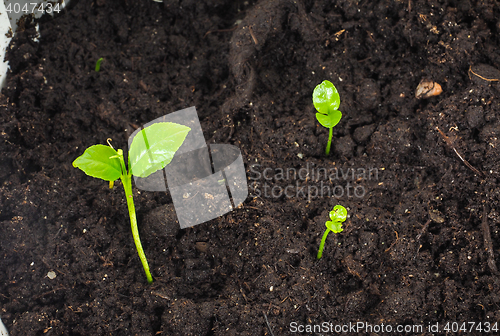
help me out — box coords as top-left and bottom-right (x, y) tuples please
(325, 127), (333, 156)
(117, 152), (153, 284)
(95, 58), (103, 72)
(317, 228), (331, 260)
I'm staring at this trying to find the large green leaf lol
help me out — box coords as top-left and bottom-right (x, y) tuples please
(315, 110), (342, 128)
(312, 80), (340, 115)
(73, 144), (122, 181)
(129, 122), (191, 178)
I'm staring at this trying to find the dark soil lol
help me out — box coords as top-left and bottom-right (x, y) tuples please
(2, 0), (500, 335)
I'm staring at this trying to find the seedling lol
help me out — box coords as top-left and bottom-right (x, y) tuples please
(313, 80), (342, 156)
(317, 205), (347, 260)
(95, 58), (104, 72)
(73, 122), (191, 283)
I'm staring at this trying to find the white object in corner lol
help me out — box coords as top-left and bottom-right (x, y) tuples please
(0, 316), (8, 336)
(0, 5), (11, 331)
(0, 0), (69, 89)
(0, 0), (13, 89)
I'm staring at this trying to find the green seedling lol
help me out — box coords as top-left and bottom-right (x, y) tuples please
(73, 122), (191, 283)
(95, 58), (104, 72)
(313, 80), (342, 156)
(317, 205), (347, 260)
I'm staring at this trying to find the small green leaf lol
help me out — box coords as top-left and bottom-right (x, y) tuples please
(129, 122), (191, 178)
(315, 110), (342, 128)
(330, 205), (347, 223)
(325, 220), (344, 233)
(313, 80), (340, 115)
(73, 144), (122, 181)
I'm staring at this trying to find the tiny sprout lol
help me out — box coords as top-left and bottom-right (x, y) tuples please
(313, 80), (342, 156)
(95, 58), (104, 72)
(317, 205), (347, 260)
(73, 122), (191, 283)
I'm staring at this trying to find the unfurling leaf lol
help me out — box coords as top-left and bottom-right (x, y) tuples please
(329, 204), (347, 223)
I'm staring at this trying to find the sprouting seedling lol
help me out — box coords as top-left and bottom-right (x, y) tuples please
(73, 122), (191, 283)
(317, 204), (347, 260)
(95, 58), (104, 72)
(313, 80), (342, 156)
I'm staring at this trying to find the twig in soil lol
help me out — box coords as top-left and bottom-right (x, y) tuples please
(416, 220), (431, 241)
(406, 0), (413, 46)
(248, 26), (258, 45)
(54, 225), (64, 238)
(435, 127), (484, 177)
(334, 29), (346, 40)
(33, 286), (66, 300)
(151, 290), (171, 300)
(468, 65), (499, 82)
(239, 287), (249, 303)
(414, 220), (431, 259)
(263, 312), (275, 336)
(128, 122), (140, 130)
(385, 230), (399, 252)
(481, 205), (498, 275)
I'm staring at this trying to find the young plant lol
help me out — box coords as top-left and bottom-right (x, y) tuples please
(313, 80), (342, 156)
(95, 57), (104, 72)
(317, 204), (347, 260)
(73, 122), (191, 283)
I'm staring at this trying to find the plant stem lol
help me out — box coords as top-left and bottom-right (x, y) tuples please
(325, 127), (333, 156)
(120, 170), (153, 284)
(317, 228), (331, 259)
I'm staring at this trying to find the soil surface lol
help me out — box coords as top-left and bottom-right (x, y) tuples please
(2, 0), (500, 335)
